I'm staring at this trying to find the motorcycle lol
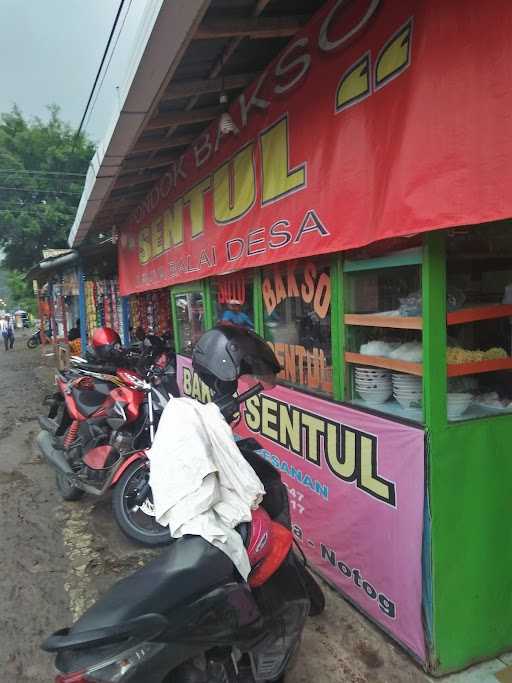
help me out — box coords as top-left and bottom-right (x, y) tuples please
(37, 348), (178, 545)
(42, 325), (325, 683)
(27, 326), (52, 349)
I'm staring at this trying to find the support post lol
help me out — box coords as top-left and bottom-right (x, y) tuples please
(252, 270), (264, 336)
(331, 256), (345, 401)
(422, 232), (447, 429)
(121, 296), (131, 346)
(78, 265), (88, 354)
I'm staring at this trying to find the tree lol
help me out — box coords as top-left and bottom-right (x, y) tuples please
(0, 105), (94, 271)
(3, 269), (37, 316)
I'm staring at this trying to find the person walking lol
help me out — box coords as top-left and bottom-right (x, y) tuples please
(0, 315), (15, 351)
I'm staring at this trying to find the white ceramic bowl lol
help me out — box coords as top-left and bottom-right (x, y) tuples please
(392, 377), (422, 386)
(356, 379), (392, 388)
(357, 394), (392, 405)
(355, 366), (390, 373)
(355, 371), (390, 380)
(395, 396), (422, 409)
(447, 393), (472, 418)
(356, 387), (393, 396)
(447, 393), (473, 401)
(357, 386), (392, 395)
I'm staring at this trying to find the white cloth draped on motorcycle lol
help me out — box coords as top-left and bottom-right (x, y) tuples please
(148, 397), (265, 579)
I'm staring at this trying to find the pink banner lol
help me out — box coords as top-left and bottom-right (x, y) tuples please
(177, 356), (426, 660)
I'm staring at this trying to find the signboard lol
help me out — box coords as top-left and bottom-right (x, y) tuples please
(119, 0), (512, 294)
(176, 355), (426, 660)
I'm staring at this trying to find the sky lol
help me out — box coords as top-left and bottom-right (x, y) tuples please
(0, 0), (151, 144)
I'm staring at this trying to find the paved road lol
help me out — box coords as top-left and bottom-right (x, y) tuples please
(0, 336), (430, 682)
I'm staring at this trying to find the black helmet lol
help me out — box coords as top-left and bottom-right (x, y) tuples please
(192, 324), (280, 394)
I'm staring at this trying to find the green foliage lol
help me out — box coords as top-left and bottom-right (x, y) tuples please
(0, 105), (94, 271)
(0, 268), (37, 315)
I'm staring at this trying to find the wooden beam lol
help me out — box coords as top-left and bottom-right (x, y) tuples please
(132, 132), (197, 154)
(146, 106), (223, 131)
(163, 72), (257, 101)
(195, 16), (306, 40)
(121, 153), (177, 174)
(113, 172), (162, 191)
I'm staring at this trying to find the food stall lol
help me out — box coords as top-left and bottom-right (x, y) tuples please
(129, 287), (173, 340)
(115, 0), (512, 674)
(80, 241), (127, 348)
(28, 242), (128, 358)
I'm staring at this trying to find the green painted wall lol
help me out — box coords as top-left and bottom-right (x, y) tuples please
(429, 416), (512, 672)
(423, 233), (512, 672)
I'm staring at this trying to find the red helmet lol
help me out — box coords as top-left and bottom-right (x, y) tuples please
(92, 327), (121, 359)
(246, 506), (273, 567)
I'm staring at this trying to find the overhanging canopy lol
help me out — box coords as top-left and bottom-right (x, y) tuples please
(69, 0), (325, 247)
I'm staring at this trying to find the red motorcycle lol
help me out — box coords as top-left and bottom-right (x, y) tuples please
(37, 350), (177, 546)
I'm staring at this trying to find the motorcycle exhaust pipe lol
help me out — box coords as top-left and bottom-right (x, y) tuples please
(36, 430), (73, 476)
(36, 431), (123, 497)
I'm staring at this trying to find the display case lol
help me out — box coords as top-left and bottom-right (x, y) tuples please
(445, 224), (512, 421)
(171, 282), (212, 356)
(261, 259), (333, 397)
(343, 247), (424, 422)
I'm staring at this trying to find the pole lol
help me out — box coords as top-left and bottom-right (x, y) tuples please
(121, 296), (130, 346)
(78, 264), (88, 354)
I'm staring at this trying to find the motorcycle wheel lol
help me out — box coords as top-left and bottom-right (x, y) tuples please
(112, 460), (172, 546)
(27, 336), (39, 349)
(55, 471), (84, 501)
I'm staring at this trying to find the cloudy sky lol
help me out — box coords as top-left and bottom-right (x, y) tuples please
(0, 0), (150, 144)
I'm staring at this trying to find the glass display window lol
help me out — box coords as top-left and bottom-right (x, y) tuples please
(261, 259), (332, 396)
(173, 290), (205, 355)
(212, 272), (254, 330)
(445, 221), (512, 421)
(343, 247), (424, 423)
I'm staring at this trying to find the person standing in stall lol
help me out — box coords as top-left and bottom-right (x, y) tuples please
(221, 299), (254, 329)
(0, 315), (15, 351)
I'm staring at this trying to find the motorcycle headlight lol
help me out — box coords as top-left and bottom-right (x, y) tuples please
(56, 641), (165, 682)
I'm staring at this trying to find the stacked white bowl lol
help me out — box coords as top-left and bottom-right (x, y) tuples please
(392, 373), (422, 409)
(354, 367), (392, 404)
(447, 392), (473, 419)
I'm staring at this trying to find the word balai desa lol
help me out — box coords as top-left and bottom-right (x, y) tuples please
(182, 365), (396, 507)
(133, 1), (413, 265)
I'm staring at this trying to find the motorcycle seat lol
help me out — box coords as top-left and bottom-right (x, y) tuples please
(71, 388), (107, 418)
(69, 536), (237, 635)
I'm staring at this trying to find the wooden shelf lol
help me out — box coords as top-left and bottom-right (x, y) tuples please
(346, 353), (512, 377)
(447, 357), (512, 377)
(345, 352), (423, 376)
(447, 304), (512, 325)
(345, 314), (422, 330)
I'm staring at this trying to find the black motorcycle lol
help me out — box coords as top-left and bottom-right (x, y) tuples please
(27, 326), (52, 348)
(43, 325), (324, 682)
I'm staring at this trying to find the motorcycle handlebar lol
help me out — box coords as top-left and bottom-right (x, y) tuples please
(75, 364), (118, 375)
(236, 383), (263, 405)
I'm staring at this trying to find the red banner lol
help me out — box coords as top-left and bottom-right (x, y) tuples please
(119, 0), (512, 294)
